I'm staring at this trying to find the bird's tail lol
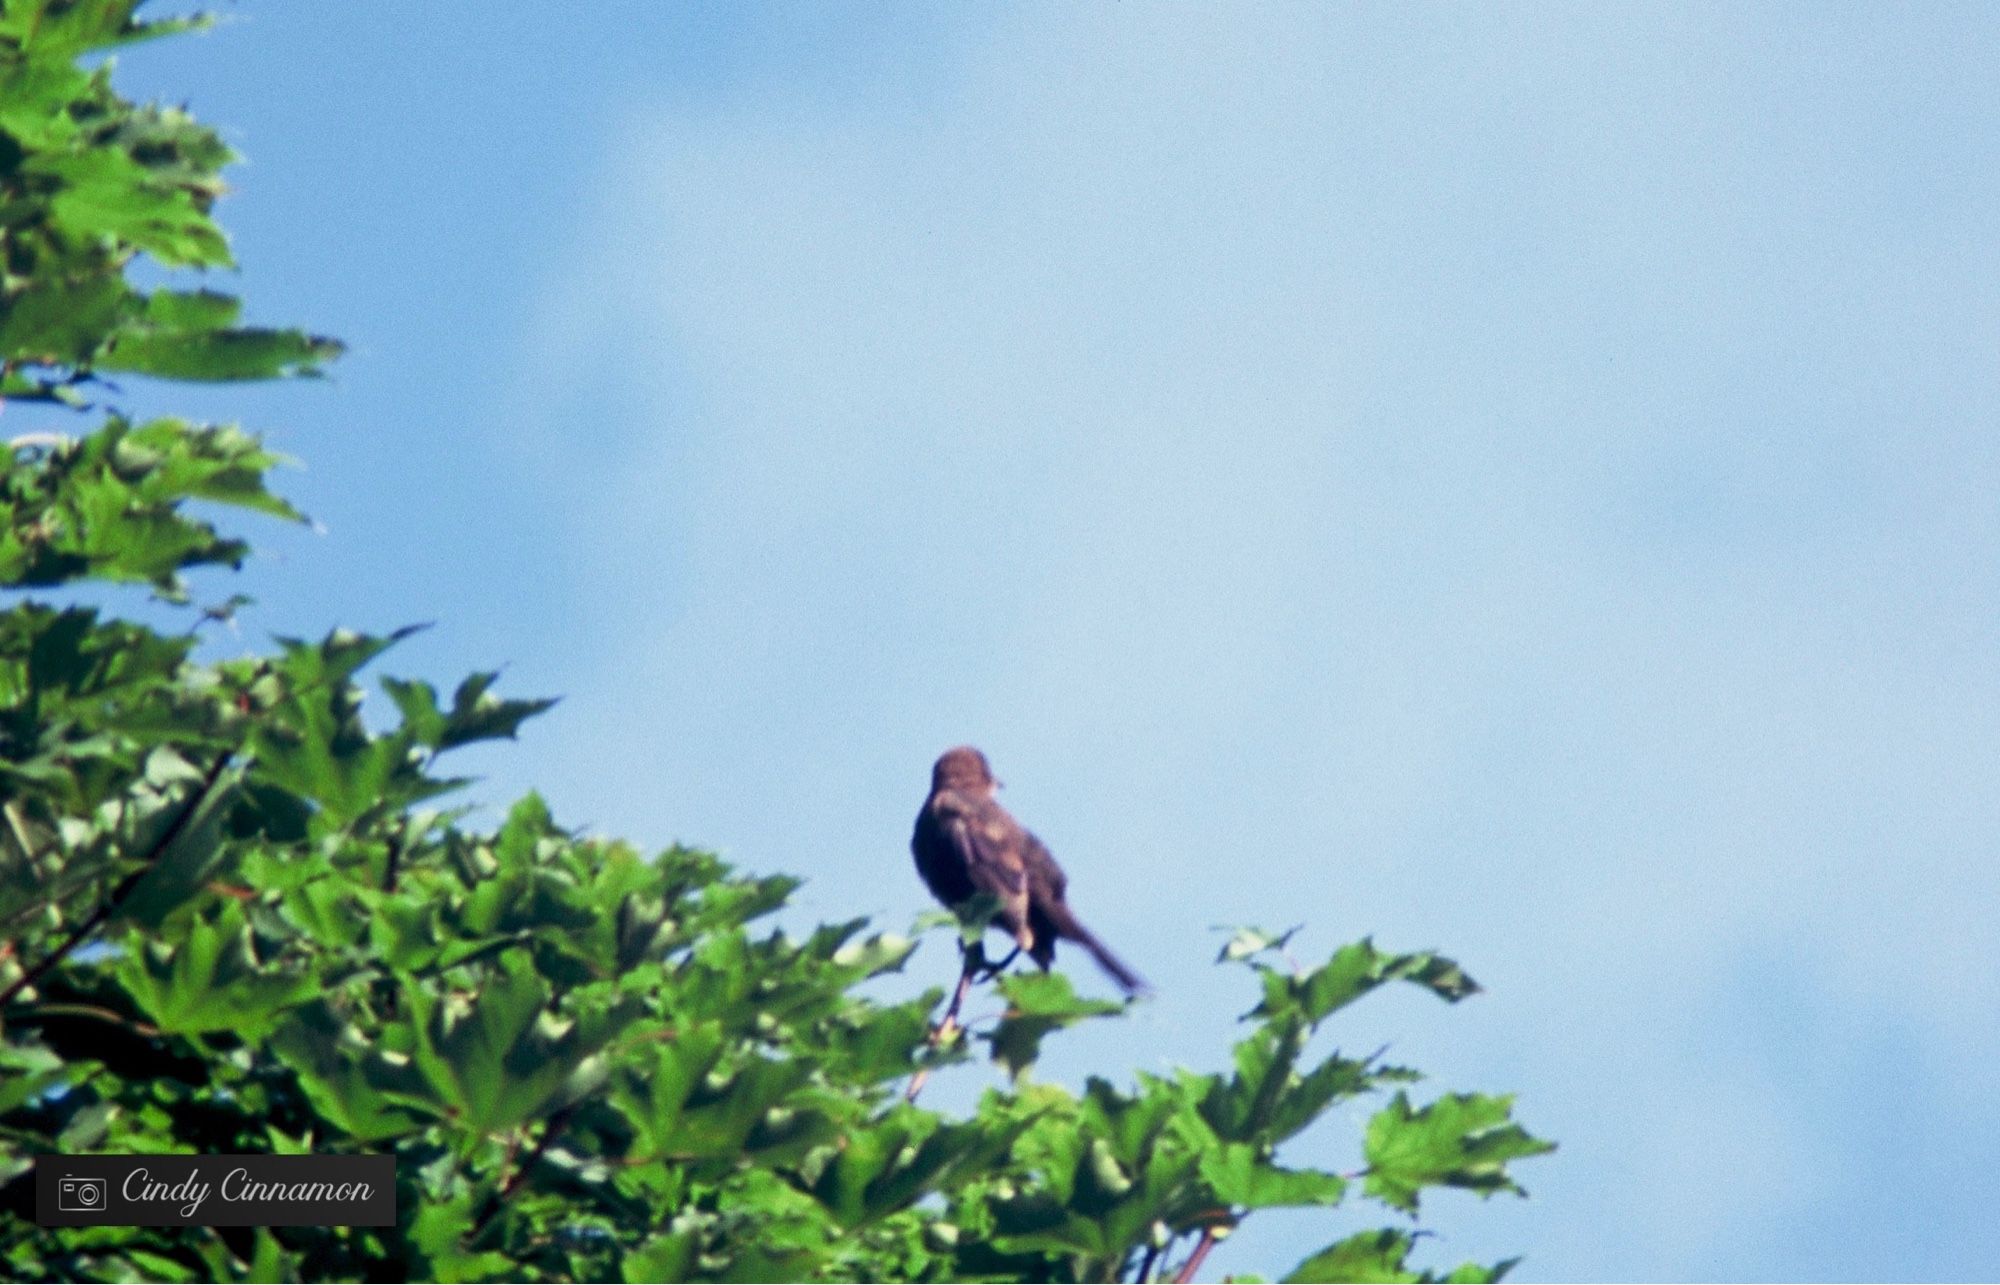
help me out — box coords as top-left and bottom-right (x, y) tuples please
(1042, 902), (1149, 995)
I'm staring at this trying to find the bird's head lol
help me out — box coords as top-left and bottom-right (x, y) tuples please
(931, 745), (996, 793)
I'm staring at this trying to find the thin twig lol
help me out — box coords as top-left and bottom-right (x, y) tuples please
(0, 871), (102, 933)
(905, 944), (983, 1103)
(382, 826), (404, 893)
(500, 1101), (574, 1200)
(0, 754), (230, 1016)
(469, 1100), (577, 1243)
(1172, 1227), (1221, 1284)
(1135, 1238), (1164, 1283)
(11, 1001), (162, 1039)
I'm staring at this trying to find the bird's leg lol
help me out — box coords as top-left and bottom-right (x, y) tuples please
(972, 944), (1022, 981)
(968, 917), (1031, 982)
(948, 939), (989, 1009)
(907, 940), (987, 1103)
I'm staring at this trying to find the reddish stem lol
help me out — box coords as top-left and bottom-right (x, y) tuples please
(1173, 1228), (1220, 1284)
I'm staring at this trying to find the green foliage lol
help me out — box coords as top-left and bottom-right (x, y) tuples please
(1280, 1229), (1517, 1285)
(0, 0), (339, 405)
(3, 417), (301, 596)
(0, 5), (1552, 1281)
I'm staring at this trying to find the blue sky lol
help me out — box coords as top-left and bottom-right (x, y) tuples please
(87, 4), (2000, 1279)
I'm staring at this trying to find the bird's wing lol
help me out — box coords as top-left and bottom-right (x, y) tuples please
(943, 799), (1029, 900)
(1021, 832), (1068, 900)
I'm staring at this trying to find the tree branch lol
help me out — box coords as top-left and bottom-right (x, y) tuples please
(0, 753), (229, 1016)
(905, 941), (985, 1103)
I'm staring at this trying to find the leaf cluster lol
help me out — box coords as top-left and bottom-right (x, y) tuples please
(1, 0), (339, 406)
(2, 705), (1550, 1281)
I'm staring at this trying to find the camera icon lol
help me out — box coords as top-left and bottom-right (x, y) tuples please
(57, 1177), (106, 1212)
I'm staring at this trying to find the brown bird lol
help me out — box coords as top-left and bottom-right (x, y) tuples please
(911, 746), (1147, 994)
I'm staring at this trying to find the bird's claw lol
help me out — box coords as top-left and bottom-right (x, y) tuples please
(974, 945), (1022, 981)
(961, 941), (1022, 983)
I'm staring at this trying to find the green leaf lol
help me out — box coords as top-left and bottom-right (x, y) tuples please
(1199, 1143), (1348, 1209)
(97, 325), (343, 382)
(2, 417), (306, 593)
(143, 289), (242, 330)
(1363, 1092), (1556, 1214)
(0, 1041), (67, 1115)
(267, 1004), (436, 1142)
(806, 1108), (1021, 1229)
(1218, 925), (1300, 963)
(113, 760), (242, 929)
(1255, 939), (1481, 1027)
(1284, 1228), (1422, 1283)
(1260, 1047), (1385, 1145)
(623, 1234), (696, 1284)
(987, 971), (1124, 1078)
(0, 276), (127, 366)
(117, 898), (318, 1036)
(34, 138), (231, 267)
(403, 949), (636, 1135)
